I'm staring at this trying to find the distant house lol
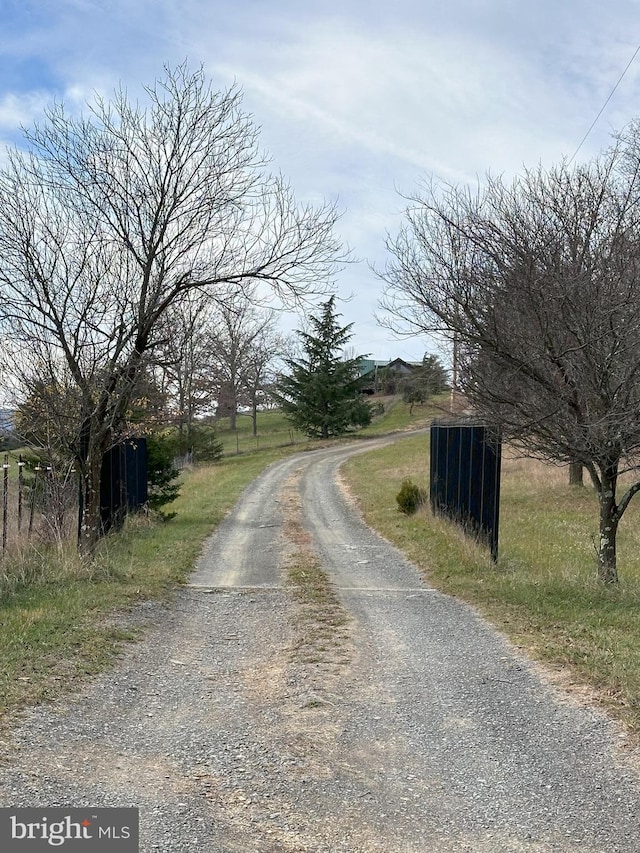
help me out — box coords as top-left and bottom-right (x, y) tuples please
(358, 358), (421, 395)
(357, 358), (387, 376)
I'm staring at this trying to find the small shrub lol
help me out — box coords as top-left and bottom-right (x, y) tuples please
(396, 478), (427, 515)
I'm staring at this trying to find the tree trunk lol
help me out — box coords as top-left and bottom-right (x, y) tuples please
(252, 398), (258, 437)
(597, 479), (619, 584)
(76, 408), (112, 557)
(78, 448), (103, 557)
(569, 460), (583, 486)
(229, 397), (237, 431)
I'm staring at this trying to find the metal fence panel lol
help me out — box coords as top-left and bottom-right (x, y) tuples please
(100, 438), (148, 531)
(430, 421), (502, 560)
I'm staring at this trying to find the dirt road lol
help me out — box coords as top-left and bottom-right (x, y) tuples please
(2, 438), (640, 852)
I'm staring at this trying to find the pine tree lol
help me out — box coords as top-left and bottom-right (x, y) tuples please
(276, 297), (372, 438)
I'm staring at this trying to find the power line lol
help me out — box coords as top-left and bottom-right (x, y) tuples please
(568, 42), (640, 165)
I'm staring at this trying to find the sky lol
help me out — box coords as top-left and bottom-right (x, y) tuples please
(1, 0), (640, 364)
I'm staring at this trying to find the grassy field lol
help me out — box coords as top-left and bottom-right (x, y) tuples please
(213, 394), (442, 453)
(358, 394), (443, 435)
(342, 433), (640, 740)
(215, 410), (307, 455)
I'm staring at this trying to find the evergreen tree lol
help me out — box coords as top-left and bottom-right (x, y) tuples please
(276, 297), (372, 438)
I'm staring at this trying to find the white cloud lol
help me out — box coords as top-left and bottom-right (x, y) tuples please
(2, 0), (640, 360)
(208, 21), (558, 198)
(0, 91), (51, 132)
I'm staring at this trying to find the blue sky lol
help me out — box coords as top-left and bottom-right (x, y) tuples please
(1, 0), (639, 363)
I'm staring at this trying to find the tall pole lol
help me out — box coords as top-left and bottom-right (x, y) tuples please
(2, 454), (8, 551)
(17, 454), (24, 534)
(450, 334), (459, 412)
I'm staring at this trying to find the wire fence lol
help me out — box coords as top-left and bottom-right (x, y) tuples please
(0, 453), (78, 554)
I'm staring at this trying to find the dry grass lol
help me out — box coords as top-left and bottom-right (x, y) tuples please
(280, 473), (350, 667)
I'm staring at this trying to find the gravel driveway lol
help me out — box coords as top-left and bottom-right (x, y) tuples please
(1, 438), (640, 851)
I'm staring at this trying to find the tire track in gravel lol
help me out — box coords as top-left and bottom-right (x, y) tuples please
(298, 443), (640, 851)
(1, 437), (640, 852)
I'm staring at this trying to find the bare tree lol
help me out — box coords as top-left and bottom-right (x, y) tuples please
(209, 287), (283, 432)
(241, 323), (288, 436)
(380, 149), (640, 583)
(0, 64), (344, 554)
(401, 354), (449, 414)
(155, 286), (285, 441)
(155, 292), (219, 446)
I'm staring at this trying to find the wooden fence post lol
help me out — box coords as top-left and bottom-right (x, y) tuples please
(29, 465), (41, 537)
(3, 453), (8, 552)
(17, 455), (24, 534)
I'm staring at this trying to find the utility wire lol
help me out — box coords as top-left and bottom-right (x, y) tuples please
(568, 42), (640, 165)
